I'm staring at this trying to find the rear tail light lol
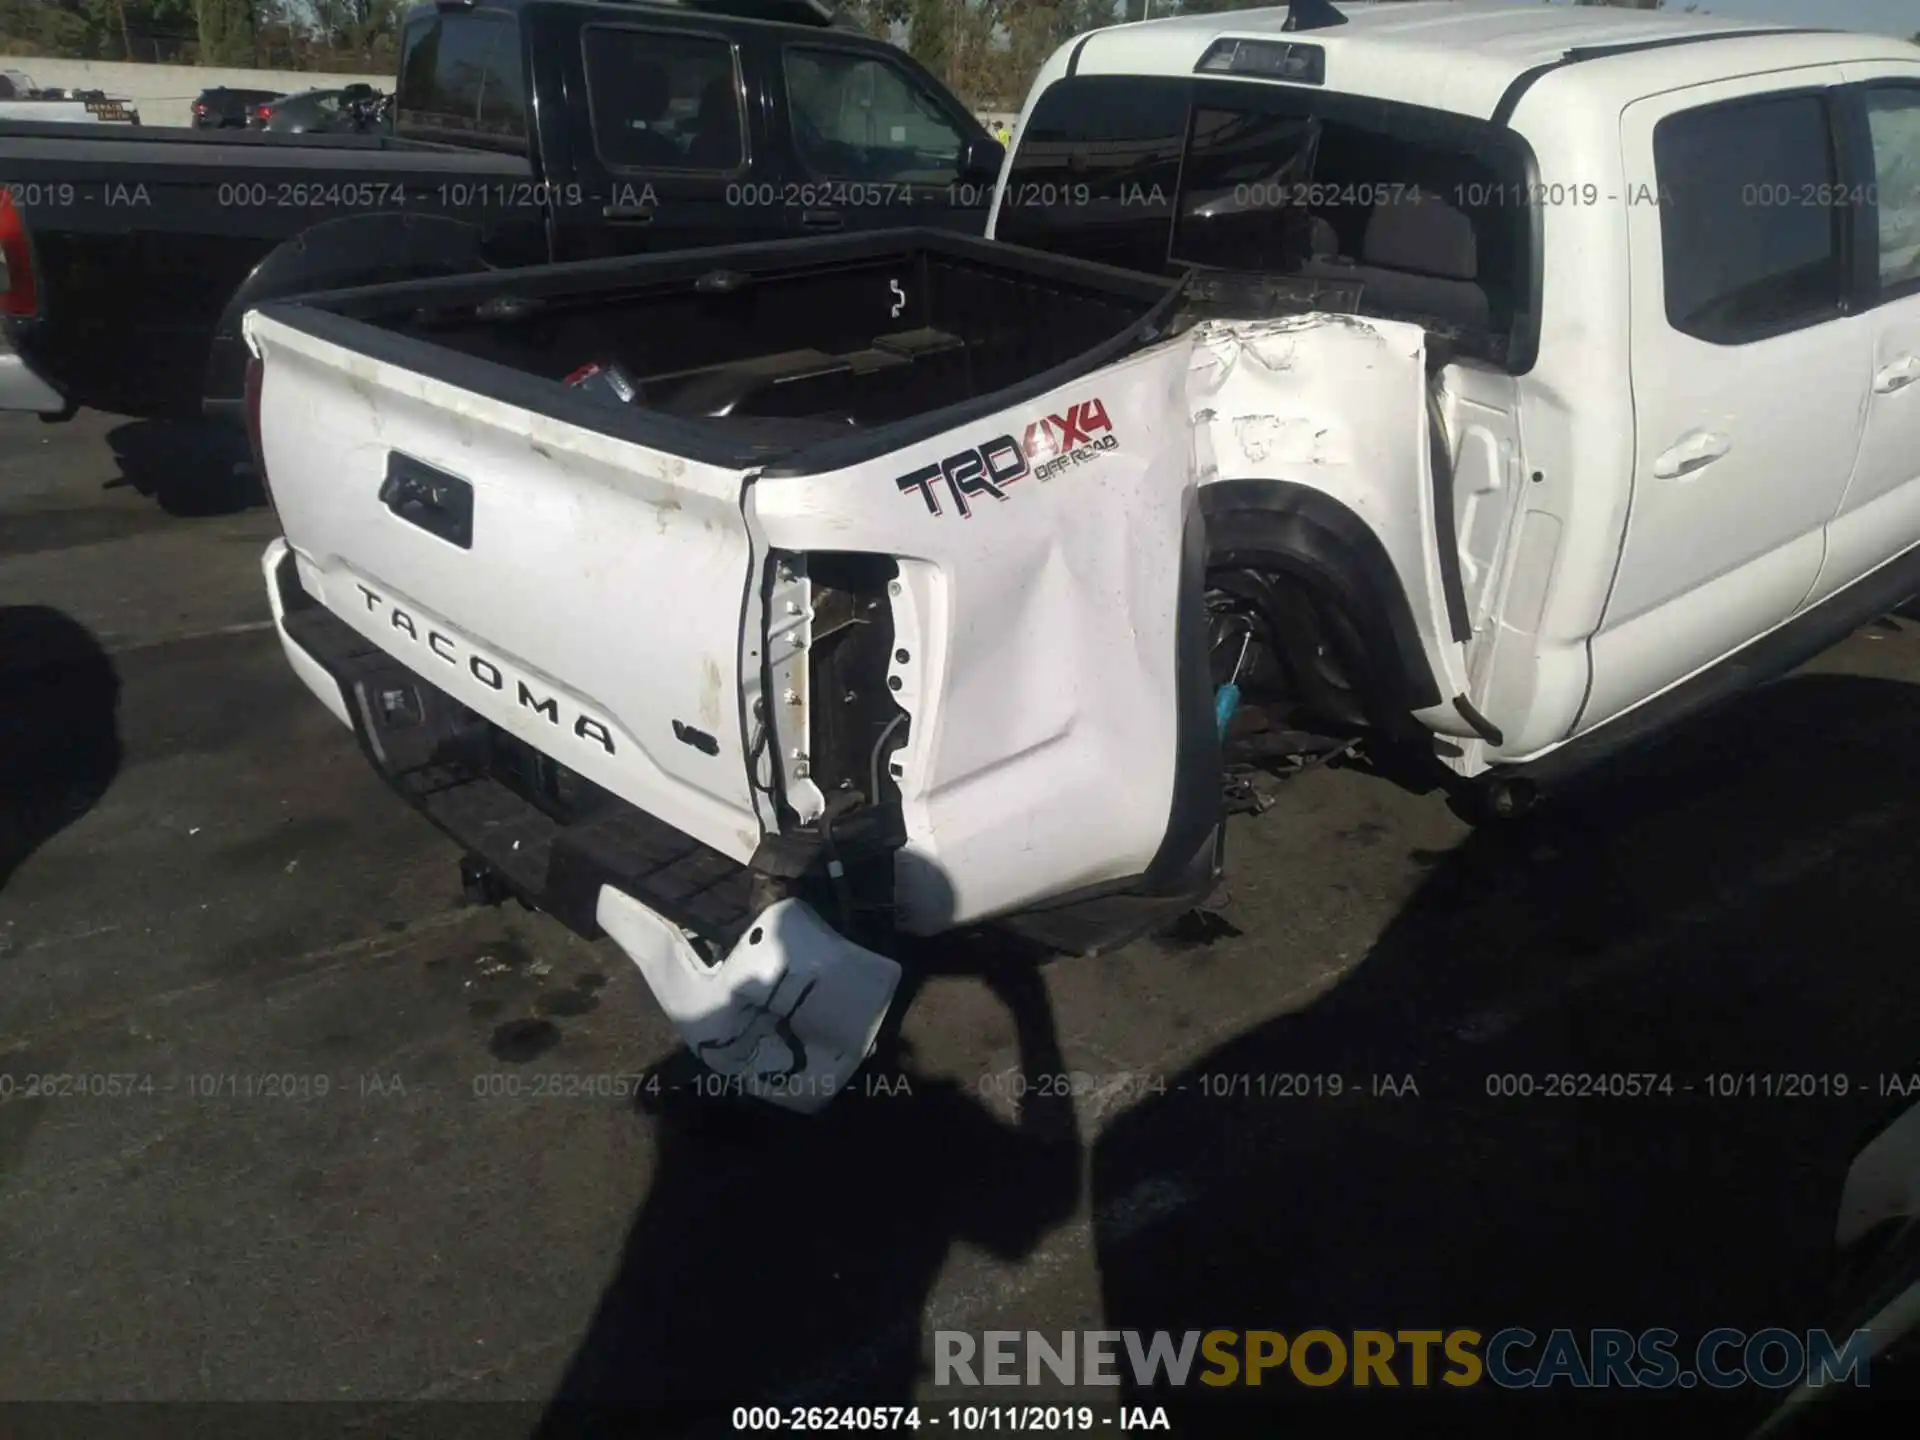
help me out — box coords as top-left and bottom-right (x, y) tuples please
(245, 355), (278, 517)
(0, 188), (35, 318)
(255, 106), (272, 121)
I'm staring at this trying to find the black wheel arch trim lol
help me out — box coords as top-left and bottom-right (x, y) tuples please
(1200, 478), (1446, 718)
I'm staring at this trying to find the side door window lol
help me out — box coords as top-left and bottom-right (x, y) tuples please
(1863, 87), (1920, 297)
(559, 25), (774, 262)
(583, 28), (745, 174)
(1653, 92), (1848, 344)
(782, 47), (964, 187)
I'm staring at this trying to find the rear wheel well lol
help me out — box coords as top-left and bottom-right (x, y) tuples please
(1200, 487), (1440, 743)
(1205, 563), (1375, 732)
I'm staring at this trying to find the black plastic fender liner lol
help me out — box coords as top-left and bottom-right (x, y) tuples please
(202, 211), (494, 419)
(1140, 488), (1227, 895)
(1199, 478), (1446, 720)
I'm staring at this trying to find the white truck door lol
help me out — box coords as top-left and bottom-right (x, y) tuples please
(1811, 73), (1920, 606)
(1585, 73), (1871, 731)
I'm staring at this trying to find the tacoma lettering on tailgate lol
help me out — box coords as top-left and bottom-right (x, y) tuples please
(354, 582), (618, 756)
(895, 397), (1118, 518)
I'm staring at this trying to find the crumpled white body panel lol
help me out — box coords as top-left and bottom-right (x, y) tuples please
(596, 889), (901, 1114)
(1189, 313), (1467, 735)
(1836, 1095), (1920, 1251)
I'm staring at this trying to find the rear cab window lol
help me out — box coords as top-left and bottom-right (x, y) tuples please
(582, 27), (746, 173)
(995, 73), (1538, 368)
(1652, 92), (1848, 344)
(994, 75), (1189, 274)
(395, 6), (529, 153)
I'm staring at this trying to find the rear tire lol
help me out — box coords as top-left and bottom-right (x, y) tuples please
(1469, 776), (1539, 825)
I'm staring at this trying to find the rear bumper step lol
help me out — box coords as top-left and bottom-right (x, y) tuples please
(266, 541), (902, 1112)
(275, 572), (755, 945)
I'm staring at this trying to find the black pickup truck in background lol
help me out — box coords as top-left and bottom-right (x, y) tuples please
(0, 0), (1001, 423)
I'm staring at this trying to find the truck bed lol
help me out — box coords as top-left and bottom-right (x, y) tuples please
(272, 228), (1180, 463)
(246, 227), (1194, 926)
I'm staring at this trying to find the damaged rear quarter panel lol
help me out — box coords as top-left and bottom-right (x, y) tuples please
(1190, 314), (1467, 727)
(748, 336), (1202, 933)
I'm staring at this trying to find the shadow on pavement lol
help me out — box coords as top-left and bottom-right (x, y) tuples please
(103, 418), (264, 518)
(1091, 671), (1920, 1437)
(535, 936), (1082, 1440)
(0, 606), (121, 898)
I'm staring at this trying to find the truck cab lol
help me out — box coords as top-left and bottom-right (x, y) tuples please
(991, 0), (1920, 794)
(396, 0), (1003, 259)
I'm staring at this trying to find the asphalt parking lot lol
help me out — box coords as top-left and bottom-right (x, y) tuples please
(4, 407), (1920, 1437)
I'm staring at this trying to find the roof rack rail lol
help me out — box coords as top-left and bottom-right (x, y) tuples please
(1283, 0), (1347, 33)
(595, 0), (839, 25)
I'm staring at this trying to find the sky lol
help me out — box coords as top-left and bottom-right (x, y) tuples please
(1530, 0), (1917, 39)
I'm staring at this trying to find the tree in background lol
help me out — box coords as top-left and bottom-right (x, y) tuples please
(194, 0), (254, 64)
(294, 0), (403, 60)
(834, 0), (907, 40)
(894, 2), (1114, 109)
(907, 0), (949, 80)
(1, 0), (400, 62)
(2, 0), (199, 60)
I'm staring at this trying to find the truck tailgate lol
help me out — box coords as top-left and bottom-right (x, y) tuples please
(246, 309), (765, 866)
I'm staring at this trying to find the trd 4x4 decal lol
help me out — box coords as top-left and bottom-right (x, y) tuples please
(895, 398), (1118, 518)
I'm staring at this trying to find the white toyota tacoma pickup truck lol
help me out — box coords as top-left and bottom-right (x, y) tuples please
(249, 0), (1920, 1110)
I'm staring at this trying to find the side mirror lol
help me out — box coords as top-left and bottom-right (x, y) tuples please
(960, 134), (1004, 181)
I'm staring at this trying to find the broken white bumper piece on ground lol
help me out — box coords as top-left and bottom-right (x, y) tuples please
(596, 888), (901, 1114)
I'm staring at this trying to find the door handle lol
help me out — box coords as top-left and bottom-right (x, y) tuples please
(1874, 355), (1920, 394)
(602, 204), (655, 224)
(800, 210), (844, 231)
(1651, 429), (1731, 479)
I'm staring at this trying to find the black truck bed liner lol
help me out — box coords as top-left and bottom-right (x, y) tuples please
(258, 228), (1185, 471)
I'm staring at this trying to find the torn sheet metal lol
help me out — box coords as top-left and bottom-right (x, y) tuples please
(597, 888), (901, 1113)
(1189, 313), (1467, 723)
